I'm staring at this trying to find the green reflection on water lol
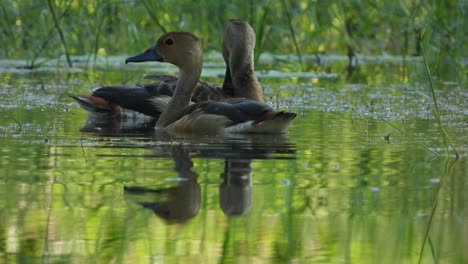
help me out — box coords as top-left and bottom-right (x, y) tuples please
(0, 58), (466, 263)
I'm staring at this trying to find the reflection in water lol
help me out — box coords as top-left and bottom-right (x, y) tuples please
(1, 70), (466, 263)
(78, 112), (156, 135)
(124, 150), (256, 222)
(124, 148), (200, 223)
(219, 159), (252, 216)
(87, 118), (296, 222)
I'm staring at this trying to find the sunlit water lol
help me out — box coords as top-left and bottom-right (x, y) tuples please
(0, 56), (466, 263)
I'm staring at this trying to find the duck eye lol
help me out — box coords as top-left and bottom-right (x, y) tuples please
(164, 38), (174, 45)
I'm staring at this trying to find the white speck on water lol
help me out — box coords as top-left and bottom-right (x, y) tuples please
(429, 178), (440, 184)
(240, 175), (249, 180)
(165, 177), (188, 182)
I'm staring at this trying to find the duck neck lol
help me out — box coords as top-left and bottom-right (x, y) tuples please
(156, 67), (201, 127)
(228, 44), (264, 102)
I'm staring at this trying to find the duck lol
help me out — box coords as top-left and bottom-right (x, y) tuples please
(70, 19), (263, 120)
(131, 31), (296, 134)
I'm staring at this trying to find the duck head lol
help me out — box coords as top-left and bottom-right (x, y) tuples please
(126, 32), (203, 72)
(222, 19), (256, 63)
(125, 44), (162, 63)
(126, 32), (204, 127)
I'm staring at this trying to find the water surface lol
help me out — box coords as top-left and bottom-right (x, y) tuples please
(0, 55), (466, 263)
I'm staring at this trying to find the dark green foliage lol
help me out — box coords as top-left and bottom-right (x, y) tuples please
(0, 0), (464, 61)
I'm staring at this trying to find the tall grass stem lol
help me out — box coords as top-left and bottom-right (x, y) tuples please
(47, 0), (73, 67)
(281, 0), (304, 71)
(142, 0), (167, 34)
(419, 37), (459, 158)
(417, 31), (460, 264)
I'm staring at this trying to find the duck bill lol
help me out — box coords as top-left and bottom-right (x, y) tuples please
(125, 45), (163, 64)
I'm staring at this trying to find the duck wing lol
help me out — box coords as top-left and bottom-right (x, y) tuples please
(167, 98), (297, 134)
(70, 77), (228, 118)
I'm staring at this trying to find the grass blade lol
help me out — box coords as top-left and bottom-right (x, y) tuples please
(46, 0), (73, 67)
(280, 0), (304, 71)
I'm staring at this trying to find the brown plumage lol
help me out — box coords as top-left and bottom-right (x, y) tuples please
(71, 19), (262, 119)
(132, 31), (296, 134)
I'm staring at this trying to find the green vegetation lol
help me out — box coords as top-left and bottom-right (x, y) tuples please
(0, 0), (465, 75)
(0, 1), (466, 263)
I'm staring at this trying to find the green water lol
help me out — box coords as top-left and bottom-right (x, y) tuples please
(0, 56), (466, 263)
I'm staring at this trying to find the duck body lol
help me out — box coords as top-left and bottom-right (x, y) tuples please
(71, 19), (257, 120)
(70, 85), (161, 118)
(131, 31), (295, 134)
(164, 98), (296, 134)
(72, 20), (296, 134)
(71, 76), (228, 119)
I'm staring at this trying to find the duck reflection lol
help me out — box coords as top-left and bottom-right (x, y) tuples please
(78, 112), (156, 135)
(78, 119), (295, 222)
(124, 148), (256, 222)
(124, 147), (200, 224)
(219, 159), (252, 216)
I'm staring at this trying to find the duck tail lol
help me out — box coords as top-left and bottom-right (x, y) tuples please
(69, 94), (120, 116)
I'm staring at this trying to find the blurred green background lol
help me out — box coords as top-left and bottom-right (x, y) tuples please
(1, 0), (465, 72)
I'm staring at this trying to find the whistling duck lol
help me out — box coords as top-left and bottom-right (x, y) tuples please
(131, 31), (296, 134)
(71, 19), (263, 119)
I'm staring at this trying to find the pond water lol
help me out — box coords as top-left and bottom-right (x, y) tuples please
(0, 55), (466, 263)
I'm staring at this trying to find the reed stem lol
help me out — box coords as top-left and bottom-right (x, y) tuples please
(417, 30), (460, 264)
(142, 0), (167, 34)
(419, 35), (459, 158)
(280, 0), (304, 71)
(47, 0), (73, 67)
